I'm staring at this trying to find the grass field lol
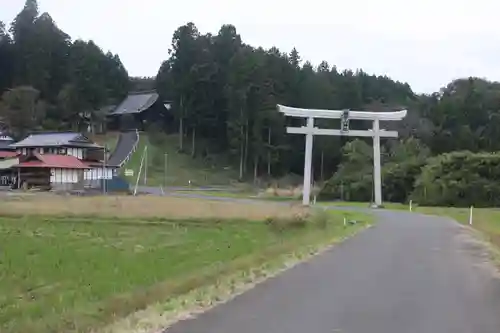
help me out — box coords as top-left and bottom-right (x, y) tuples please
(0, 195), (370, 333)
(5, 192), (498, 332)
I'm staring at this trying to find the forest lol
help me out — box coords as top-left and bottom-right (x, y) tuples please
(2, 0), (500, 207)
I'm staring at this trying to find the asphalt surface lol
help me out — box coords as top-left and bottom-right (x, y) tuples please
(107, 131), (138, 167)
(137, 186), (241, 195)
(165, 209), (500, 333)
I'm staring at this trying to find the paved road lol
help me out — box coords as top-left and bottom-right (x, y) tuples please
(108, 130), (138, 167)
(136, 186), (242, 195)
(165, 209), (500, 333)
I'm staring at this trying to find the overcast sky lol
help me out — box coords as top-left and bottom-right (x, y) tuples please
(2, 0), (500, 94)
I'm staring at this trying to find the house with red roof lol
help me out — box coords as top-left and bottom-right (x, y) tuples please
(14, 153), (89, 190)
(0, 131), (17, 186)
(8, 132), (118, 191)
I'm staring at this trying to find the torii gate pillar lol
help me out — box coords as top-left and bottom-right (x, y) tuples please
(372, 118), (382, 207)
(277, 105), (407, 207)
(302, 117), (315, 204)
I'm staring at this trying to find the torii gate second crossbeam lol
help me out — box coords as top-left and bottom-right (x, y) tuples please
(277, 104), (407, 207)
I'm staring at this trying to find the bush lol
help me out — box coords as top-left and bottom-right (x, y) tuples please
(411, 151), (500, 207)
(382, 158), (426, 203)
(265, 213), (308, 232)
(320, 138), (430, 203)
(319, 173), (373, 202)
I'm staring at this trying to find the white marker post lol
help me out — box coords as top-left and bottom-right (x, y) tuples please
(278, 105), (407, 206)
(469, 206), (473, 225)
(409, 200), (413, 212)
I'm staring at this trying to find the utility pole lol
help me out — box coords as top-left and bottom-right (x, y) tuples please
(143, 145), (148, 185)
(133, 148), (146, 196)
(164, 153), (168, 190)
(102, 143), (107, 195)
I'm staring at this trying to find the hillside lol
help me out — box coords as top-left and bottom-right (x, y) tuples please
(89, 132), (120, 155)
(120, 133), (241, 187)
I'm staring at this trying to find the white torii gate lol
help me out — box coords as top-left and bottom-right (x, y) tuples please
(277, 105), (407, 207)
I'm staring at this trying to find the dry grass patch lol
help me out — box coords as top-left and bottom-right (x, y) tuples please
(0, 194), (308, 220)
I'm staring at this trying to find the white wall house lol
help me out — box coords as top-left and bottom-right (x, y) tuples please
(0, 156), (18, 186)
(84, 167), (113, 181)
(10, 132), (120, 190)
(50, 168), (84, 184)
(17, 147), (85, 159)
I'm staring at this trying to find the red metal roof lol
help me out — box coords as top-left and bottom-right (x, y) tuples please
(0, 151), (18, 158)
(15, 153), (90, 169)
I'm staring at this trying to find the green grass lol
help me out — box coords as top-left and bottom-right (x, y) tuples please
(0, 211), (370, 333)
(121, 134), (240, 187)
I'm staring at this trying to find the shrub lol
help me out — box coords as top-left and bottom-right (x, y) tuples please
(320, 138), (430, 203)
(265, 212), (308, 232)
(382, 158), (427, 203)
(411, 151), (500, 207)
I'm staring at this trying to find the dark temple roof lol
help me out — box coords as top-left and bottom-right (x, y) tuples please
(108, 91), (159, 115)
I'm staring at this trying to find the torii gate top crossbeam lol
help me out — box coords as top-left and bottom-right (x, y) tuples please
(277, 104), (407, 121)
